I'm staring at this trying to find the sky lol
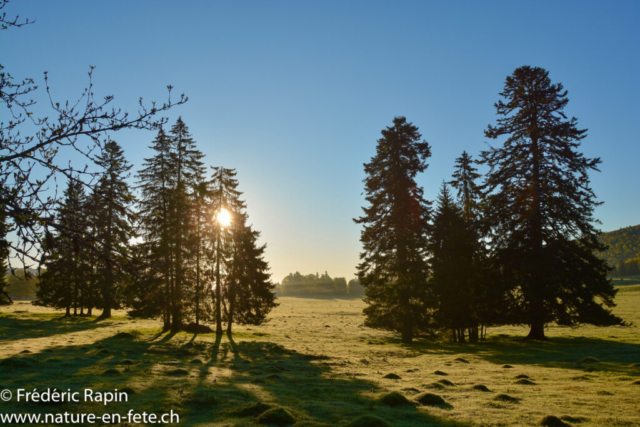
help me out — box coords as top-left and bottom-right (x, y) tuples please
(2, 1), (639, 282)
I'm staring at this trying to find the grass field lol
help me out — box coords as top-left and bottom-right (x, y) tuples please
(1, 286), (639, 426)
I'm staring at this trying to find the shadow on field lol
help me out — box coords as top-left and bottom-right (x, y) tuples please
(392, 335), (640, 376)
(0, 312), (111, 343)
(0, 323), (470, 427)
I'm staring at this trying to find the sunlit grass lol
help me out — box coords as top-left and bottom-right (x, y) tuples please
(0, 287), (639, 426)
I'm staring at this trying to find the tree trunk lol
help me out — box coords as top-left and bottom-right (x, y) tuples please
(401, 320), (413, 344)
(458, 328), (466, 343)
(452, 328), (457, 343)
(526, 320), (546, 340)
(469, 325), (479, 342)
(215, 228), (223, 335)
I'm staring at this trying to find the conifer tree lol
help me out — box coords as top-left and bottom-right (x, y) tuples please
(36, 177), (89, 315)
(134, 128), (176, 328)
(449, 151), (483, 341)
(481, 66), (623, 339)
(354, 117), (433, 343)
(450, 151), (481, 221)
(93, 141), (135, 319)
(209, 167), (243, 334)
(428, 183), (477, 342)
(225, 210), (277, 333)
(168, 118), (205, 332)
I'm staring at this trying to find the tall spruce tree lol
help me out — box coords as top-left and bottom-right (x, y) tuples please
(168, 118), (205, 332)
(224, 210), (277, 334)
(449, 151), (483, 341)
(134, 128), (176, 328)
(428, 183), (477, 342)
(36, 177), (89, 315)
(481, 66), (623, 339)
(93, 141), (135, 319)
(209, 167), (243, 334)
(354, 117), (432, 343)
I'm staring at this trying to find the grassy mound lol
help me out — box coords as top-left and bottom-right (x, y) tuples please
(629, 363), (640, 368)
(401, 387), (420, 393)
(20, 349), (31, 354)
(265, 373), (282, 380)
(502, 364), (513, 368)
(515, 374), (530, 379)
(472, 384), (491, 392)
(344, 415), (391, 427)
(118, 359), (135, 365)
(579, 357), (599, 364)
(383, 373), (401, 379)
(186, 393), (217, 406)
(416, 392), (445, 406)
(236, 402), (272, 417)
(437, 379), (454, 386)
(632, 380), (640, 385)
(424, 382), (445, 390)
(380, 391), (412, 407)
(102, 368), (121, 376)
(433, 370), (448, 376)
(494, 393), (519, 403)
(514, 379), (536, 385)
(98, 349), (110, 355)
(114, 331), (137, 339)
(257, 407), (296, 426)
(454, 357), (469, 363)
(190, 358), (203, 364)
(119, 387), (136, 395)
(539, 415), (569, 427)
(165, 368), (189, 376)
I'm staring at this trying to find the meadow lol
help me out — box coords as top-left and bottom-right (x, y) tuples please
(1, 286), (639, 427)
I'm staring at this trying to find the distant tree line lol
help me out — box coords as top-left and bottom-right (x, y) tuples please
(5, 269), (39, 300)
(279, 272), (364, 296)
(598, 225), (640, 272)
(611, 258), (640, 278)
(32, 118), (277, 334)
(356, 66), (624, 344)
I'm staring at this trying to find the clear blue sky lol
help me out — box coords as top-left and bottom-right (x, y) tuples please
(3, 1), (639, 282)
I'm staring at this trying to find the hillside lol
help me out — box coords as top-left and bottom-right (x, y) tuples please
(598, 224), (640, 267)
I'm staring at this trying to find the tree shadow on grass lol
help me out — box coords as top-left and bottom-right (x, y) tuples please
(1, 329), (470, 427)
(0, 312), (113, 343)
(390, 334), (640, 376)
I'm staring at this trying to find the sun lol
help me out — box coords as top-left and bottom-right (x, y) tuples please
(216, 208), (231, 227)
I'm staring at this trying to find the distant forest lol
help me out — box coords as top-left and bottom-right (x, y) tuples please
(599, 225), (640, 276)
(279, 272), (364, 297)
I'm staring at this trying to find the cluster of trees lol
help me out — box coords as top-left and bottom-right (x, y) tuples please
(279, 272), (364, 296)
(598, 225), (640, 270)
(612, 258), (640, 278)
(5, 269), (39, 300)
(35, 119), (277, 333)
(356, 66), (624, 343)
(0, 5), (276, 333)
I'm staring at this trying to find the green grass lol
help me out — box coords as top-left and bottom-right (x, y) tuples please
(1, 286), (639, 426)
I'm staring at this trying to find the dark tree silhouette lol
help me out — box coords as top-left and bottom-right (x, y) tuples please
(168, 118), (205, 332)
(35, 177), (90, 315)
(225, 210), (277, 333)
(355, 116), (433, 343)
(428, 183), (477, 342)
(449, 151), (483, 341)
(93, 141), (135, 319)
(481, 66), (623, 339)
